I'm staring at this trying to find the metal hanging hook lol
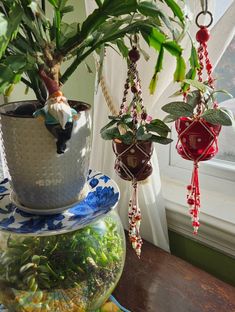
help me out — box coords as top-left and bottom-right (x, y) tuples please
(196, 0), (213, 28)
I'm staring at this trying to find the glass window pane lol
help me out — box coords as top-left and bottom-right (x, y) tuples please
(214, 36), (235, 163)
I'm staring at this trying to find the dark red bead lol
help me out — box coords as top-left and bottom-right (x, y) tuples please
(196, 27), (210, 43)
(141, 112), (147, 120)
(187, 198), (195, 205)
(131, 86), (138, 93)
(128, 48), (140, 62)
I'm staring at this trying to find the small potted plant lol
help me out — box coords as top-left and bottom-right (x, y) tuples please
(100, 46), (172, 181)
(162, 79), (234, 161)
(0, 0), (188, 213)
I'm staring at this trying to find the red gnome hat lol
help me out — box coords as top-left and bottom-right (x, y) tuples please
(39, 68), (60, 97)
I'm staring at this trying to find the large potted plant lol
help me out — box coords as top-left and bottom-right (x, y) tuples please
(0, 0), (189, 214)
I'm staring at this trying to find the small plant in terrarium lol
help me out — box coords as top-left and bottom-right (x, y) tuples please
(0, 213), (125, 311)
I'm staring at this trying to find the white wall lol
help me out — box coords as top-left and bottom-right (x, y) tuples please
(8, 0), (95, 105)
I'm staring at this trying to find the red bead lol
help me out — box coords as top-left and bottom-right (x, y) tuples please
(196, 27), (210, 43)
(193, 221), (200, 227)
(187, 198), (195, 205)
(206, 63), (212, 71)
(187, 185), (192, 191)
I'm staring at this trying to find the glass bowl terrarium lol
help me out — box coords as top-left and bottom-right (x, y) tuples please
(0, 210), (125, 311)
(0, 170), (125, 311)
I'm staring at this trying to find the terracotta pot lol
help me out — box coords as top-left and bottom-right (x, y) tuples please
(112, 140), (153, 181)
(175, 117), (221, 161)
(0, 100), (91, 213)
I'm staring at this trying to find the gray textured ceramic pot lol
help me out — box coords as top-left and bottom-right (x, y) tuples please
(0, 100), (91, 213)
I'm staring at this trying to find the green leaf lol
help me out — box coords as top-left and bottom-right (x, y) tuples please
(163, 0), (185, 23)
(183, 79), (208, 92)
(4, 55), (27, 72)
(100, 127), (120, 140)
(60, 22), (78, 45)
(174, 56), (186, 82)
(138, 1), (162, 18)
(150, 134), (173, 144)
(143, 28), (166, 52)
(163, 114), (178, 123)
(164, 41), (182, 57)
(120, 131), (134, 144)
(149, 74), (158, 95)
(47, 0), (58, 8)
(136, 126), (151, 140)
(162, 101), (194, 117)
(187, 90), (201, 109)
(0, 13), (8, 37)
(20, 263), (35, 274)
(116, 39), (129, 58)
(61, 5), (74, 14)
(201, 108), (234, 126)
(189, 44), (200, 69)
(32, 255), (41, 265)
(149, 47), (164, 94)
(27, 276), (36, 290)
(146, 119), (171, 137)
(211, 89), (233, 99)
(0, 64), (17, 94)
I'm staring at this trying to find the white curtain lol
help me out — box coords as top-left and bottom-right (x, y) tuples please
(85, 0), (235, 252)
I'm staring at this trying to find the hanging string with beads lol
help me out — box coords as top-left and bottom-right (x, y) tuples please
(186, 4), (216, 235)
(118, 37), (148, 257)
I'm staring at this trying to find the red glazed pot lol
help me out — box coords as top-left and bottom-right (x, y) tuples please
(175, 117), (221, 161)
(112, 140), (153, 181)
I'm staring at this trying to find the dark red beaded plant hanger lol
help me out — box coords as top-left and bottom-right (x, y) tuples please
(175, 7), (221, 234)
(112, 41), (153, 257)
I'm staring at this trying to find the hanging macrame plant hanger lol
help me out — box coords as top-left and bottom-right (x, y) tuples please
(176, 4), (221, 234)
(113, 40), (153, 257)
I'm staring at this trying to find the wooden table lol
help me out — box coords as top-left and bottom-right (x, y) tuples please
(114, 237), (235, 312)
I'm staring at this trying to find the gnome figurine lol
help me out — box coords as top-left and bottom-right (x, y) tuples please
(34, 69), (79, 154)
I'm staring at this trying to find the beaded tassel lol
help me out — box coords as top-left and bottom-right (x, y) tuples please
(117, 46), (150, 257)
(181, 22), (219, 235)
(128, 181), (142, 258)
(187, 162), (200, 234)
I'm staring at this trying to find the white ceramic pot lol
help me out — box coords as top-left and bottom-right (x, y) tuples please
(0, 100), (91, 213)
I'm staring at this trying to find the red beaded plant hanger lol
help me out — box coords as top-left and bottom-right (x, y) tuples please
(112, 38), (154, 257)
(175, 3), (221, 234)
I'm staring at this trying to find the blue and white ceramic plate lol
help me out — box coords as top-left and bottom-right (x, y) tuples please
(0, 170), (120, 236)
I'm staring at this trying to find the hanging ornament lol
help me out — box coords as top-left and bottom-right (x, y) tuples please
(175, 7), (221, 234)
(112, 44), (154, 257)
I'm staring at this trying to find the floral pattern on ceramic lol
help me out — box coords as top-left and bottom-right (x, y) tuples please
(0, 170), (119, 236)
